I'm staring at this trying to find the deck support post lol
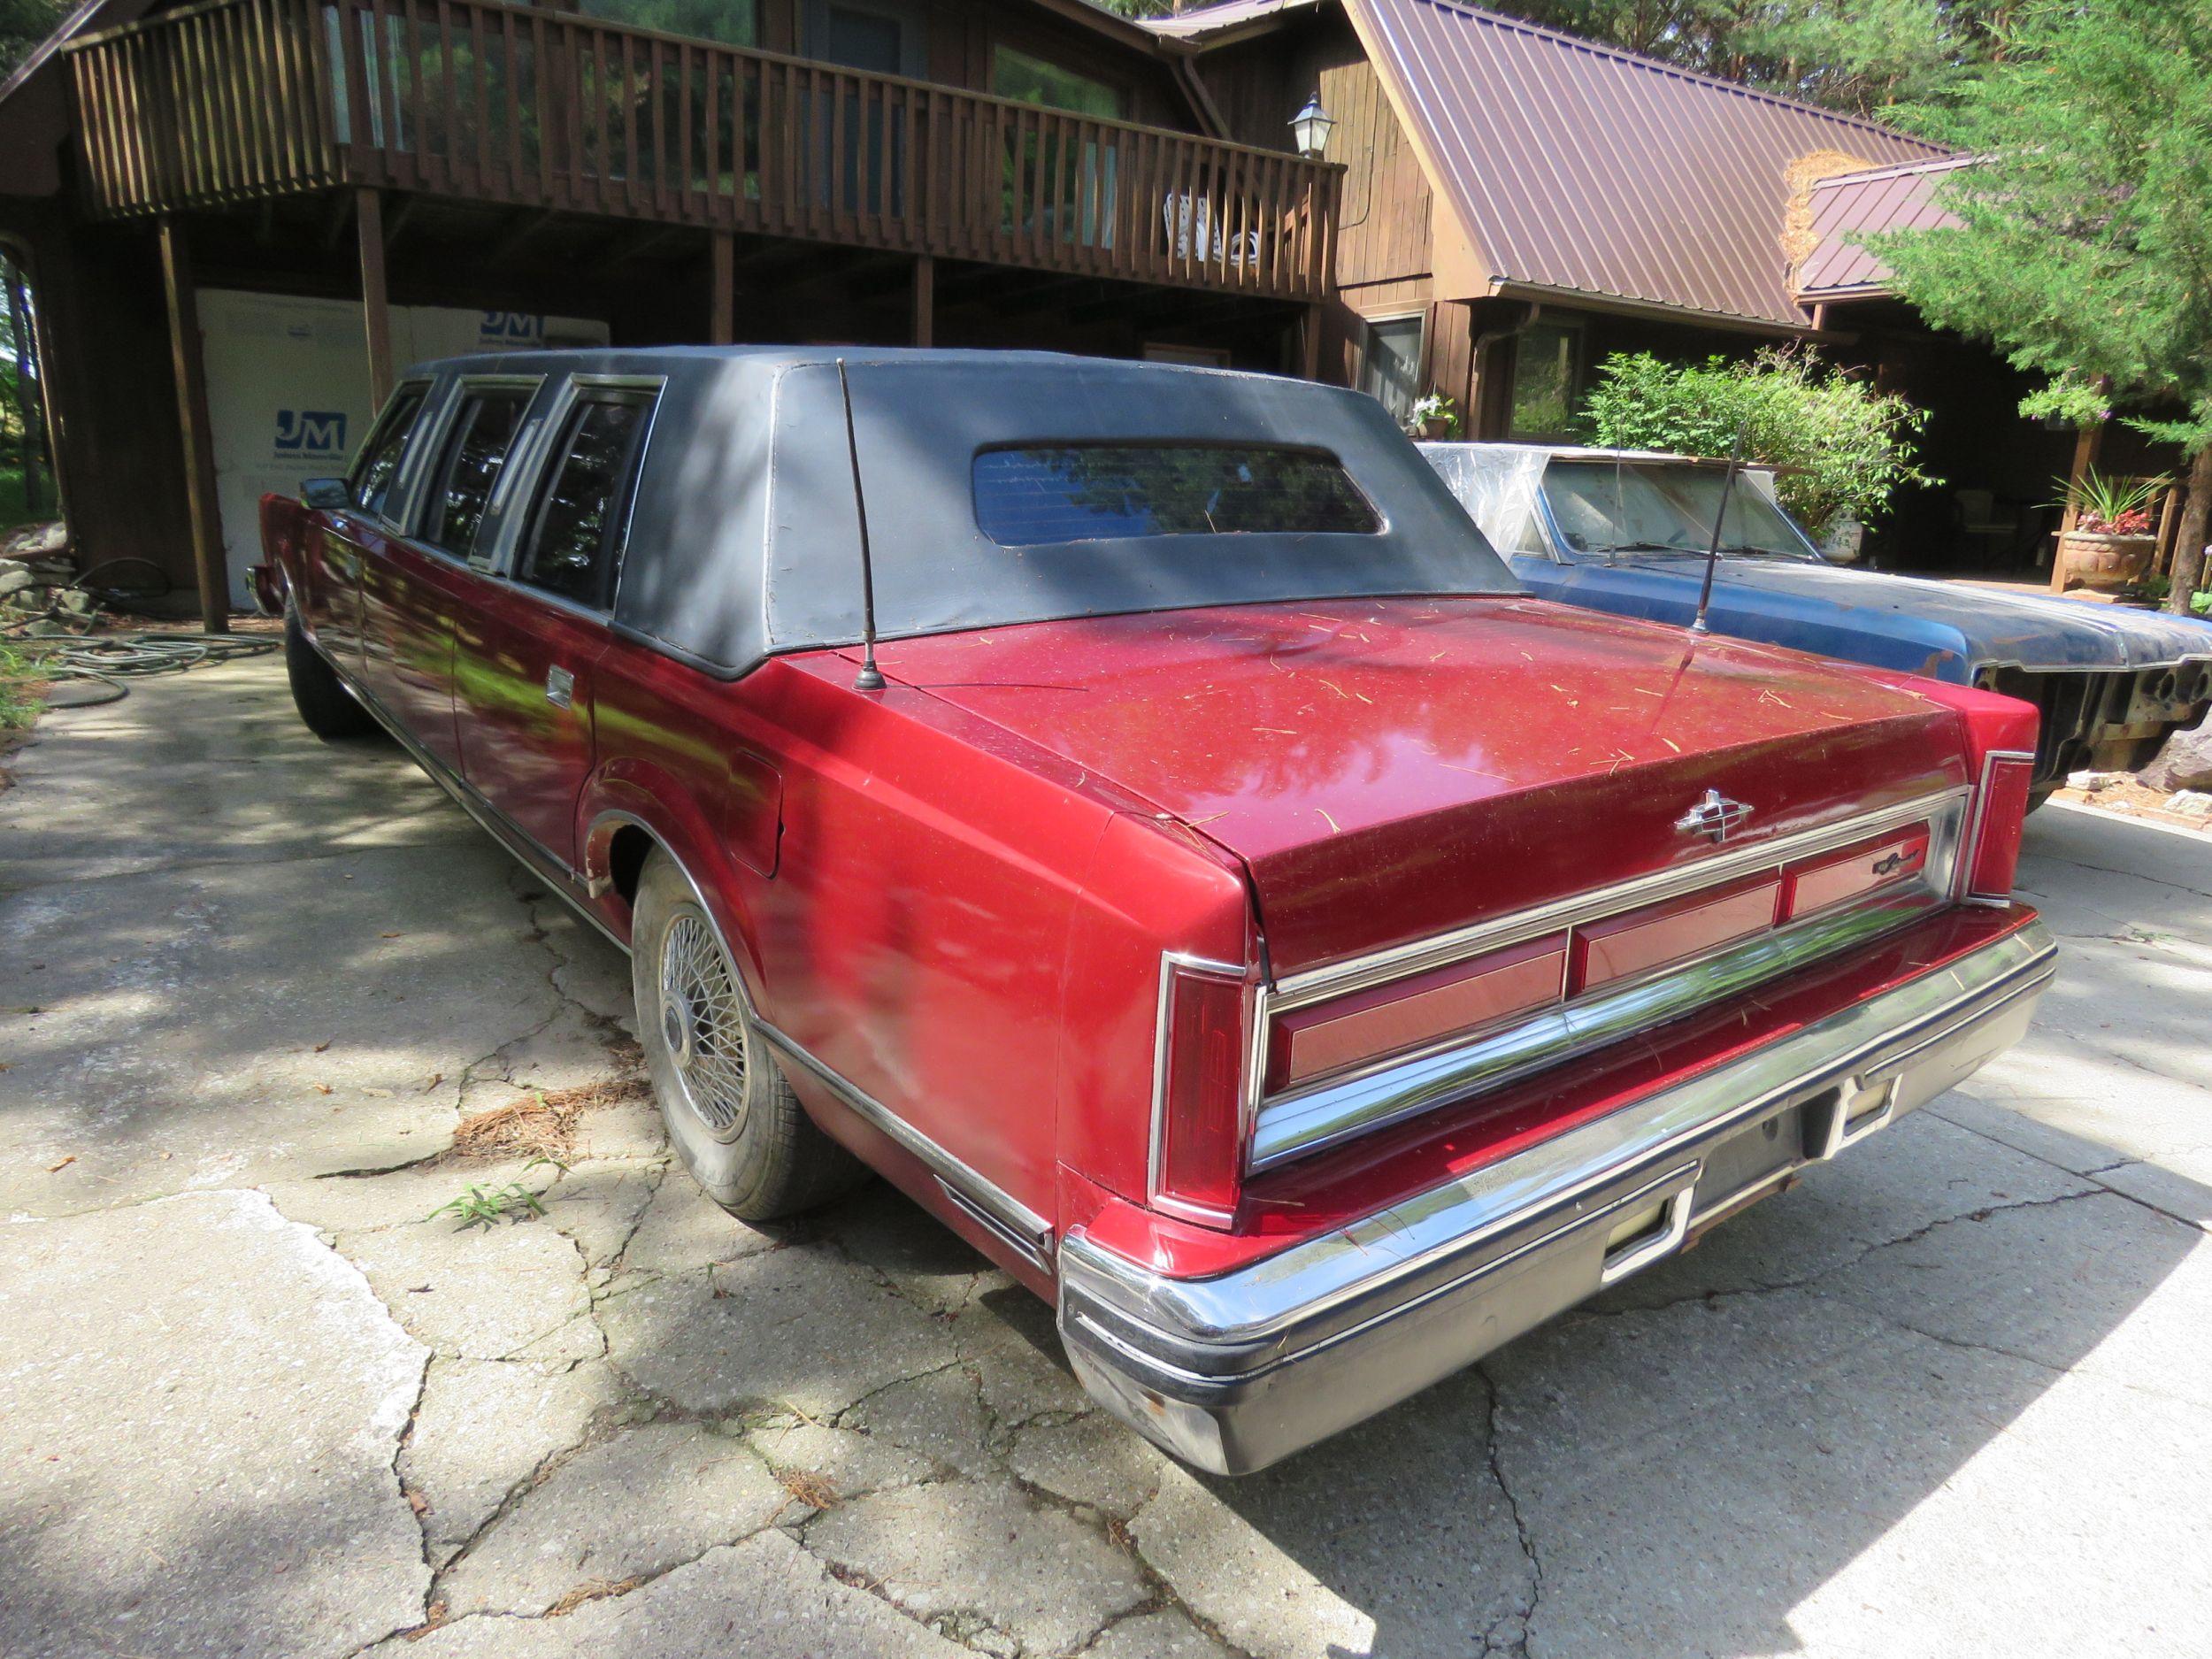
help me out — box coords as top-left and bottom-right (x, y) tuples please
(912, 253), (934, 348)
(2051, 418), (2105, 594)
(357, 187), (394, 408)
(1301, 302), (1324, 382)
(710, 232), (734, 344)
(156, 218), (229, 635)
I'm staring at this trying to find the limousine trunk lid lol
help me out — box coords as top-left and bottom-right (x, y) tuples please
(864, 595), (1973, 975)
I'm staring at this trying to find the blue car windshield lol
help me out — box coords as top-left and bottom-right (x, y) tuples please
(1543, 461), (1819, 560)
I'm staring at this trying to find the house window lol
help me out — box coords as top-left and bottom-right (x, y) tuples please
(1143, 343), (1232, 369)
(580, 0), (757, 47)
(1358, 313), (1425, 426)
(991, 46), (1125, 118)
(1509, 321), (1581, 440)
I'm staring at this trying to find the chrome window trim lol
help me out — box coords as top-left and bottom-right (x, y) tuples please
(1243, 789), (1970, 1171)
(1148, 950), (1249, 1229)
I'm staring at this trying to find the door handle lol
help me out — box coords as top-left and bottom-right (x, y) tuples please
(545, 665), (575, 710)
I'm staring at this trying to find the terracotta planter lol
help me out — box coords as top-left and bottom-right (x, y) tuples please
(1417, 417), (1455, 441)
(2056, 530), (2156, 593)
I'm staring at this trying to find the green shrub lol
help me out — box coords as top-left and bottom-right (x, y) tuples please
(1578, 348), (1940, 532)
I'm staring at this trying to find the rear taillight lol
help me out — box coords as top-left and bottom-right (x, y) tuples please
(1963, 751), (2035, 901)
(1781, 825), (1931, 920)
(1845, 670), (2039, 905)
(1151, 957), (1249, 1226)
(1264, 933), (1567, 1093)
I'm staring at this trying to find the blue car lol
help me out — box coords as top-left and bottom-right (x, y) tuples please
(1422, 442), (2212, 802)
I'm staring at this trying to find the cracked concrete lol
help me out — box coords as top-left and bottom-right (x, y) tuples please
(4, 659), (2210, 1659)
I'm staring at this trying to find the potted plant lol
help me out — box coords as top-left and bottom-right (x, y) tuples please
(2053, 470), (2167, 592)
(1406, 393), (1461, 441)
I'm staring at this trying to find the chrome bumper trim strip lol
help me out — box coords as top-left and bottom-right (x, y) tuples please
(1069, 918), (2055, 1355)
(1243, 791), (1970, 1170)
(1060, 914), (2054, 1474)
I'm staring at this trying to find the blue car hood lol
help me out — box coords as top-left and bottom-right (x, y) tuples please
(1510, 553), (2212, 683)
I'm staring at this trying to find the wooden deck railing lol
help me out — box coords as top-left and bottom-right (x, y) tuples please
(65, 0), (1339, 300)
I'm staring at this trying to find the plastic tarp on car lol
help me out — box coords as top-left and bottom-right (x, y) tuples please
(1418, 443), (1548, 555)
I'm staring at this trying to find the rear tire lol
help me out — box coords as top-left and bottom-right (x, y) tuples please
(284, 613), (377, 740)
(632, 849), (864, 1220)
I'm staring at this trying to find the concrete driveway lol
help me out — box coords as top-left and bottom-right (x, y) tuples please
(4, 658), (2208, 1659)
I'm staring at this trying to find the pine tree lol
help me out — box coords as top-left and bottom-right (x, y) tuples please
(1875, 0), (2212, 612)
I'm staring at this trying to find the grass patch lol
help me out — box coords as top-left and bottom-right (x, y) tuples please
(0, 639), (41, 732)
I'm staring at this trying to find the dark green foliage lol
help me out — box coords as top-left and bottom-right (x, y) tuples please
(1094, 2), (2010, 117)
(1580, 348), (1939, 529)
(1874, 0), (2212, 606)
(0, 0), (68, 81)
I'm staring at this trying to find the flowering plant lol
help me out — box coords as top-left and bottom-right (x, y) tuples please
(1406, 393), (1460, 437)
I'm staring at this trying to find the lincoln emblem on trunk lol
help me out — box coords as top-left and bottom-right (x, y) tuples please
(1676, 789), (1755, 843)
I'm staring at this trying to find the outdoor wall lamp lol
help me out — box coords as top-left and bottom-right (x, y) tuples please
(1290, 92), (1335, 158)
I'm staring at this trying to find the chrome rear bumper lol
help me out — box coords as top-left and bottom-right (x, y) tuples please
(1057, 916), (2056, 1476)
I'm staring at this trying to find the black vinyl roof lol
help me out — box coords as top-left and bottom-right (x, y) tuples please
(406, 347), (1517, 676)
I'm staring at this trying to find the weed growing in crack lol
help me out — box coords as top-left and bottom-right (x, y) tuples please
(427, 1156), (570, 1228)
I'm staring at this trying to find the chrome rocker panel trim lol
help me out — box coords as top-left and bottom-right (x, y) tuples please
(1059, 917), (2056, 1476)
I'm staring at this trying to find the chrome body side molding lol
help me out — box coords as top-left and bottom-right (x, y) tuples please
(756, 1022), (1056, 1271)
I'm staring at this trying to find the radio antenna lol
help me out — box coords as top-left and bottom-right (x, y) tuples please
(1691, 414), (1753, 636)
(836, 357), (886, 691)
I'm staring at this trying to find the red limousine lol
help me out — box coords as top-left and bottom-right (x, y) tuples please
(256, 349), (2055, 1474)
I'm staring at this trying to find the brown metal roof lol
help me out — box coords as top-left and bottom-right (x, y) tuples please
(1793, 155), (1969, 300)
(1165, 0), (1950, 329)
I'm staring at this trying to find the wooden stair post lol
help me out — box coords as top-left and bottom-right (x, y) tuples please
(157, 219), (229, 635)
(912, 253), (934, 348)
(357, 188), (394, 408)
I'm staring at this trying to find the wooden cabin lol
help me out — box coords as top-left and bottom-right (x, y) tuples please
(0, 0), (1341, 618)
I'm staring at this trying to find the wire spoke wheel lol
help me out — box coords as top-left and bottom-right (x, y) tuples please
(657, 911), (751, 1143)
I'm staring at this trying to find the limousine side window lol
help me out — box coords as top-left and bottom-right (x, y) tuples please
(349, 382), (429, 518)
(421, 385), (535, 558)
(516, 390), (656, 610)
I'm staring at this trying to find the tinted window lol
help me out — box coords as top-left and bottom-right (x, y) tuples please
(423, 387), (533, 556)
(1358, 316), (1423, 426)
(973, 445), (1381, 547)
(1509, 322), (1579, 440)
(349, 385), (428, 517)
(518, 395), (653, 609)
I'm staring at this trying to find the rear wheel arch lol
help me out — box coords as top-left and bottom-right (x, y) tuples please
(580, 803), (773, 1012)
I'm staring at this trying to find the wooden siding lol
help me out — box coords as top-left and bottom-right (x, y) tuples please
(1199, 13), (1430, 290)
(63, 0), (1339, 301)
